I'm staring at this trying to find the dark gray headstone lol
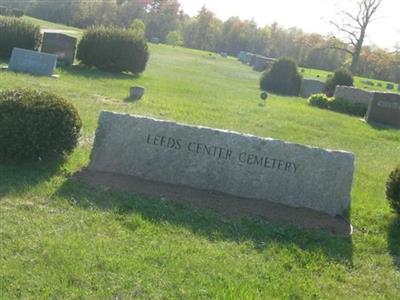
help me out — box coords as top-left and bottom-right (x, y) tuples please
(238, 51), (247, 62)
(386, 83), (394, 90)
(88, 112), (355, 216)
(129, 86), (145, 100)
(253, 55), (276, 72)
(243, 52), (254, 64)
(301, 79), (325, 98)
(41, 33), (77, 66)
(8, 48), (57, 76)
(366, 92), (400, 128)
(150, 37), (160, 44)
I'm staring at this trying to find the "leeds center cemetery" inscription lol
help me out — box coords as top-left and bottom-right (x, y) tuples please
(88, 112), (354, 216)
(146, 134), (298, 174)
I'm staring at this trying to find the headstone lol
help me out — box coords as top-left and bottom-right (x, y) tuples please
(244, 52), (254, 64)
(386, 83), (394, 90)
(366, 92), (400, 127)
(150, 37), (160, 44)
(253, 55), (276, 72)
(238, 51), (247, 62)
(88, 112), (355, 216)
(41, 32), (77, 66)
(249, 53), (257, 66)
(334, 86), (374, 106)
(220, 52), (228, 58)
(129, 86), (145, 100)
(300, 79), (325, 98)
(8, 48), (57, 76)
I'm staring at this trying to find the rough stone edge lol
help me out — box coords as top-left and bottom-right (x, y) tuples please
(97, 111), (355, 157)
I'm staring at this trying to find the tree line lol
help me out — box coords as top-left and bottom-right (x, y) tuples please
(1, 0), (399, 83)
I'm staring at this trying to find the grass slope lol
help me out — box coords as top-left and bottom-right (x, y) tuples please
(0, 29), (400, 298)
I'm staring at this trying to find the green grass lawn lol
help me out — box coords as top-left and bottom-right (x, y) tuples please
(23, 16), (83, 39)
(1, 30), (400, 298)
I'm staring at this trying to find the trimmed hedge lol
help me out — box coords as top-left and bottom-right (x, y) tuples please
(386, 166), (400, 214)
(77, 26), (149, 74)
(260, 58), (302, 96)
(325, 69), (354, 97)
(308, 95), (368, 117)
(0, 16), (41, 59)
(328, 97), (367, 117)
(0, 88), (82, 163)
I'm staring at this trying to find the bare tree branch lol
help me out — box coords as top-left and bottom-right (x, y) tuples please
(330, 0), (383, 73)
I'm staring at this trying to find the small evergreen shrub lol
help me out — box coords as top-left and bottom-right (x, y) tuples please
(0, 88), (82, 163)
(308, 94), (329, 109)
(0, 16), (41, 59)
(325, 69), (354, 97)
(77, 26), (149, 74)
(260, 58), (302, 96)
(11, 8), (24, 18)
(308, 95), (367, 116)
(386, 166), (400, 214)
(328, 97), (368, 117)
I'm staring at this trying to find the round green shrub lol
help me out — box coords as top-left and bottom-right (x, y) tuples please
(308, 93), (329, 109)
(386, 166), (400, 214)
(0, 16), (41, 59)
(260, 58), (302, 96)
(325, 69), (354, 97)
(0, 88), (82, 163)
(77, 26), (149, 74)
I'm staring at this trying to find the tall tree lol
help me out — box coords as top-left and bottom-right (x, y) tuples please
(330, 0), (383, 74)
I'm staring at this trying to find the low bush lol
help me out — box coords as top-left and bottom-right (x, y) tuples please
(77, 26), (149, 74)
(308, 95), (368, 117)
(260, 58), (302, 96)
(0, 88), (82, 163)
(325, 69), (354, 97)
(308, 94), (329, 109)
(0, 16), (41, 59)
(328, 97), (368, 117)
(386, 166), (400, 214)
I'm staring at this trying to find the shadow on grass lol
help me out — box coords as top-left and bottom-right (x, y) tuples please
(0, 160), (64, 198)
(388, 215), (400, 269)
(55, 178), (353, 265)
(60, 65), (140, 80)
(366, 121), (400, 131)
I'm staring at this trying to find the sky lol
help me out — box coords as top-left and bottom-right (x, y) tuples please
(179, 0), (399, 50)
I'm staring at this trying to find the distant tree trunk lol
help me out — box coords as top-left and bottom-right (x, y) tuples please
(330, 0), (383, 75)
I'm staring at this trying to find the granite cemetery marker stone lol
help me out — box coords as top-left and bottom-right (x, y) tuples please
(129, 86), (145, 100)
(334, 86), (374, 106)
(8, 48), (57, 76)
(300, 79), (325, 98)
(41, 32), (77, 66)
(88, 112), (355, 216)
(366, 92), (400, 127)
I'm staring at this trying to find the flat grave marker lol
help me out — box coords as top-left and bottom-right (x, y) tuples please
(8, 48), (57, 76)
